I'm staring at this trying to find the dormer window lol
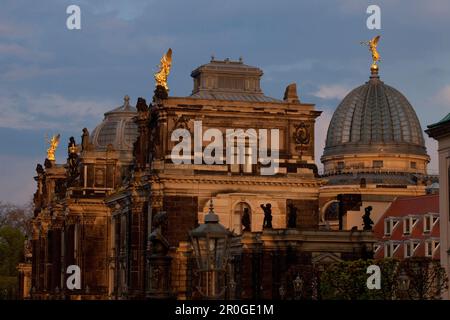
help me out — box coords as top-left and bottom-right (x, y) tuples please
(404, 240), (420, 258)
(385, 243), (391, 257)
(424, 214), (439, 233)
(385, 219), (391, 235)
(432, 216), (439, 225)
(404, 218), (411, 235)
(405, 242), (412, 257)
(403, 217), (418, 235)
(425, 240), (440, 257)
(385, 241), (400, 258)
(424, 216), (431, 232)
(374, 244), (381, 252)
(384, 218), (399, 236)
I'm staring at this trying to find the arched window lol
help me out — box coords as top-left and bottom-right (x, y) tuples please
(233, 202), (251, 234)
(324, 202), (339, 221)
(323, 201), (340, 230)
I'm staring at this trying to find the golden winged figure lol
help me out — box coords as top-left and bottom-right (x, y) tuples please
(361, 35), (381, 68)
(154, 48), (172, 90)
(46, 133), (60, 161)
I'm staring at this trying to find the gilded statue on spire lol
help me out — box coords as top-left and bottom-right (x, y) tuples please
(154, 48), (172, 91)
(46, 134), (60, 161)
(361, 35), (381, 69)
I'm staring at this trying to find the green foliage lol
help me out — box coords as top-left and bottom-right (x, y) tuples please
(399, 257), (448, 300)
(0, 276), (18, 299)
(0, 223), (26, 300)
(0, 201), (33, 300)
(320, 259), (395, 300)
(0, 225), (26, 276)
(319, 257), (448, 300)
(0, 201), (33, 235)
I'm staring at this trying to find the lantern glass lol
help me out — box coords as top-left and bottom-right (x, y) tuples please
(293, 275), (304, 293)
(192, 234), (230, 270)
(189, 200), (232, 298)
(398, 273), (410, 291)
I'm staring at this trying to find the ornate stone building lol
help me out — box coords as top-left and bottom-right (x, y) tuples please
(19, 57), (380, 300)
(318, 65), (432, 232)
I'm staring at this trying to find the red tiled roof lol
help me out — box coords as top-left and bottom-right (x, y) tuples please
(373, 194), (440, 260)
(379, 194), (438, 218)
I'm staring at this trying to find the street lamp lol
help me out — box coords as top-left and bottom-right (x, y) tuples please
(279, 285), (286, 300)
(190, 200), (232, 299)
(229, 279), (236, 300)
(293, 275), (304, 300)
(397, 271), (410, 300)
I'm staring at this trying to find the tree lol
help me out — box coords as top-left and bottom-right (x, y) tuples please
(0, 201), (32, 300)
(398, 257), (448, 300)
(319, 257), (449, 300)
(0, 226), (26, 276)
(0, 201), (33, 235)
(320, 260), (380, 300)
(0, 225), (26, 300)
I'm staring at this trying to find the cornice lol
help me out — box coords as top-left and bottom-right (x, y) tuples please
(156, 174), (324, 188)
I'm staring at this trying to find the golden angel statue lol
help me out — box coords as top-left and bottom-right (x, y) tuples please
(361, 35), (381, 68)
(46, 133), (60, 161)
(154, 48), (172, 90)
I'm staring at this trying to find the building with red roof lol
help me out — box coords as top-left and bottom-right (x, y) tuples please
(373, 194), (440, 260)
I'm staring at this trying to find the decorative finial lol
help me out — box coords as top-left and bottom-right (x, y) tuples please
(154, 48), (172, 91)
(46, 133), (60, 161)
(211, 54), (215, 62)
(124, 95), (130, 108)
(205, 198), (219, 223)
(239, 56), (243, 63)
(360, 35), (381, 74)
(370, 64), (379, 77)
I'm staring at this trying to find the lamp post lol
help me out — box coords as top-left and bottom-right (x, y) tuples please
(397, 271), (410, 300)
(293, 275), (304, 300)
(279, 285), (286, 300)
(229, 279), (236, 300)
(311, 274), (319, 300)
(190, 200), (231, 299)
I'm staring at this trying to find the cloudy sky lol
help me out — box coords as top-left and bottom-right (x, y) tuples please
(1, 0), (450, 205)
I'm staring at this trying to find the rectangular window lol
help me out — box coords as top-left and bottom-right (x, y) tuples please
(384, 219), (391, 235)
(405, 242), (412, 258)
(385, 243), (392, 258)
(373, 160), (384, 168)
(404, 218), (411, 235)
(337, 161), (345, 170)
(410, 161), (417, 169)
(425, 241), (433, 257)
(432, 216), (439, 225)
(424, 216), (431, 233)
